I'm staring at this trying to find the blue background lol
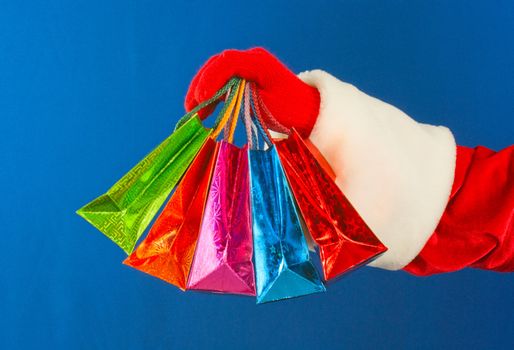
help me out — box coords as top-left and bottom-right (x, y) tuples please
(2, 1), (513, 349)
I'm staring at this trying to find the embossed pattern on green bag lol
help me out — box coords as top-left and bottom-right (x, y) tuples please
(77, 116), (211, 254)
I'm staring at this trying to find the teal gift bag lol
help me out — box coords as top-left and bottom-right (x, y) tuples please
(245, 85), (325, 303)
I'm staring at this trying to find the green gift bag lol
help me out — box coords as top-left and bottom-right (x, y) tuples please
(77, 78), (241, 254)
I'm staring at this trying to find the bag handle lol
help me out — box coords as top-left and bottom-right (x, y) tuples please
(244, 82), (274, 150)
(211, 79), (244, 140)
(175, 77), (240, 131)
(222, 80), (246, 143)
(243, 83), (257, 148)
(251, 86), (291, 135)
(222, 85), (234, 141)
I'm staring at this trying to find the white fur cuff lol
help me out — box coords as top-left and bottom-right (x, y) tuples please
(299, 70), (456, 270)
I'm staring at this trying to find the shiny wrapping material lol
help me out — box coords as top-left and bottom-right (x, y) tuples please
(249, 146), (325, 303)
(123, 138), (218, 290)
(77, 116), (211, 254)
(274, 129), (387, 280)
(187, 141), (255, 295)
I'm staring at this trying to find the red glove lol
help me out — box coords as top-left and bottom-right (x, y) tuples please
(185, 47), (320, 137)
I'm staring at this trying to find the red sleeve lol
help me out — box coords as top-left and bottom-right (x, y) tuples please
(404, 145), (514, 275)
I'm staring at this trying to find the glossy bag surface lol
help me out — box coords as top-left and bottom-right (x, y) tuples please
(249, 146), (325, 304)
(76, 116), (211, 254)
(274, 129), (387, 280)
(123, 138), (218, 289)
(187, 141), (255, 296)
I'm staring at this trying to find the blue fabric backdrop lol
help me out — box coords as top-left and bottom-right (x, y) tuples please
(1, 1), (513, 349)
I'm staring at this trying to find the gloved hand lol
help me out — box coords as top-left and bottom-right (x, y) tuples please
(185, 47), (320, 137)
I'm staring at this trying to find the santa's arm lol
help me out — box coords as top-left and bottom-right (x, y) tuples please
(186, 48), (514, 274)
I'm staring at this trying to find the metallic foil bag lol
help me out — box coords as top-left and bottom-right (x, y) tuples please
(123, 138), (218, 290)
(187, 141), (255, 296)
(274, 129), (387, 280)
(76, 116), (211, 254)
(249, 146), (325, 304)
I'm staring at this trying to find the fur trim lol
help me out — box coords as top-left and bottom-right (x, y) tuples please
(299, 70), (456, 270)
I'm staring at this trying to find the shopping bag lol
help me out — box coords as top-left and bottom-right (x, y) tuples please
(245, 89), (325, 303)
(123, 137), (218, 289)
(274, 129), (388, 280)
(76, 116), (210, 254)
(186, 141), (255, 295)
(249, 147), (325, 303)
(76, 78), (239, 254)
(186, 81), (256, 296)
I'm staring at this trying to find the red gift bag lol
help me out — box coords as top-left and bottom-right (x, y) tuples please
(275, 130), (387, 280)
